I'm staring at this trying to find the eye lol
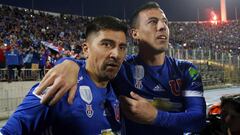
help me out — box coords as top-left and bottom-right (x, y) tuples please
(162, 18), (169, 25)
(119, 45), (127, 51)
(149, 19), (158, 25)
(164, 20), (168, 25)
(101, 41), (112, 48)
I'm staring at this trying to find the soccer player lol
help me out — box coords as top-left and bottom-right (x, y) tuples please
(35, 2), (206, 135)
(0, 16), (128, 135)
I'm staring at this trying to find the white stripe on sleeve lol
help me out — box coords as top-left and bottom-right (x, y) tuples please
(182, 90), (203, 97)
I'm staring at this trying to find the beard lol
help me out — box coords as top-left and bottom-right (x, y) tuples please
(99, 59), (121, 81)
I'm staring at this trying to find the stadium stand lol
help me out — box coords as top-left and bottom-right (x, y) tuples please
(0, 4), (240, 88)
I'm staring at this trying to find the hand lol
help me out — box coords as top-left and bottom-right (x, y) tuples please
(35, 60), (79, 105)
(119, 91), (158, 124)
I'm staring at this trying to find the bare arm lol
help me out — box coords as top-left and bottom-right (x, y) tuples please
(35, 59), (79, 105)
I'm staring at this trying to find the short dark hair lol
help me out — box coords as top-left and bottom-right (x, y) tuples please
(86, 16), (128, 39)
(221, 94), (240, 113)
(130, 1), (160, 28)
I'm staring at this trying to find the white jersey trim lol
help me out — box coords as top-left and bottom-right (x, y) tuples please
(182, 90), (203, 97)
(32, 86), (50, 100)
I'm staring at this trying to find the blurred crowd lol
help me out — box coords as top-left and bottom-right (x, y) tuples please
(169, 21), (240, 54)
(0, 5), (91, 80)
(0, 5), (240, 81)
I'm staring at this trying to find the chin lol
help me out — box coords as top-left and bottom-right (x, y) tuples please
(108, 74), (117, 80)
(102, 73), (117, 81)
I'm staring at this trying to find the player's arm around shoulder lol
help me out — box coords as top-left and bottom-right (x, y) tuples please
(35, 57), (82, 105)
(0, 84), (51, 135)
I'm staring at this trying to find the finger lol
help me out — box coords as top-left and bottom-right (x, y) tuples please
(130, 91), (145, 101)
(35, 74), (54, 95)
(39, 68), (52, 85)
(67, 84), (77, 104)
(40, 78), (62, 104)
(119, 95), (135, 106)
(49, 86), (68, 106)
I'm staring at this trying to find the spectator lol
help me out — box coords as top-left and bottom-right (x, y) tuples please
(201, 94), (240, 135)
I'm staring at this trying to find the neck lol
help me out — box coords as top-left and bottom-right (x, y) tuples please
(138, 50), (165, 66)
(86, 62), (108, 88)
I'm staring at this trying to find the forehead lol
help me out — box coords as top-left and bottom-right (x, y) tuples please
(92, 30), (127, 43)
(138, 8), (166, 20)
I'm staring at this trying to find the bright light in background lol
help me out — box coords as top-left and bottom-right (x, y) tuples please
(210, 11), (218, 25)
(213, 15), (217, 21)
(183, 43), (187, 47)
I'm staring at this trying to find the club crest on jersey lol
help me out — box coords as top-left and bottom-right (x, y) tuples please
(80, 86), (93, 104)
(86, 104), (94, 118)
(135, 80), (143, 89)
(134, 65), (144, 89)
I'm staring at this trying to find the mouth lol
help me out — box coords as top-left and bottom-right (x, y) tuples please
(105, 63), (119, 69)
(156, 35), (168, 41)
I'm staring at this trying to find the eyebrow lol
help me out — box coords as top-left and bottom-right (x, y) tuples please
(100, 39), (115, 44)
(147, 17), (158, 21)
(147, 16), (168, 22)
(101, 39), (127, 46)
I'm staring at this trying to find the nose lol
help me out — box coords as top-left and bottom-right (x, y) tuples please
(157, 20), (166, 31)
(109, 47), (121, 60)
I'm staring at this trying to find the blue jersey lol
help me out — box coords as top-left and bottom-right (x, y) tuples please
(0, 64), (120, 135)
(112, 55), (206, 135)
(40, 55), (206, 135)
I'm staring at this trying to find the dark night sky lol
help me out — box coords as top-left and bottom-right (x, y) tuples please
(0, 0), (240, 21)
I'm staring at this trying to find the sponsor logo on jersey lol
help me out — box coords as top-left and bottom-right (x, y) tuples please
(86, 104), (94, 118)
(134, 65), (144, 89)
(149, 98), (182, 111)
(78, 76), (83, 83)
(100, 129), (115, 135)
(153, 84), (165, 92)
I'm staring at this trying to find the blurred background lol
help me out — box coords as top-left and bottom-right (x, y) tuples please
(0, 0), (240, 127)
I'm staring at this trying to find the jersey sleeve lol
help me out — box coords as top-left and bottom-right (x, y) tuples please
(0, 84), (50, 135)
(152, 62), (206, 133)
(55, 57), (84, 67)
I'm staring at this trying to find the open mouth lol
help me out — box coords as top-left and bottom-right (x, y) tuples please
(156, 35), (167, 40)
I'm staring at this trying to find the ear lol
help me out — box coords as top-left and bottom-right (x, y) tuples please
(82, 42), (89, 58)
(130, 28), (139, 40)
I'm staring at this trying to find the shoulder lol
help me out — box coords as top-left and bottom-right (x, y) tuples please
(166, 56), (197, 71)
(124, 54), (137, 63)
